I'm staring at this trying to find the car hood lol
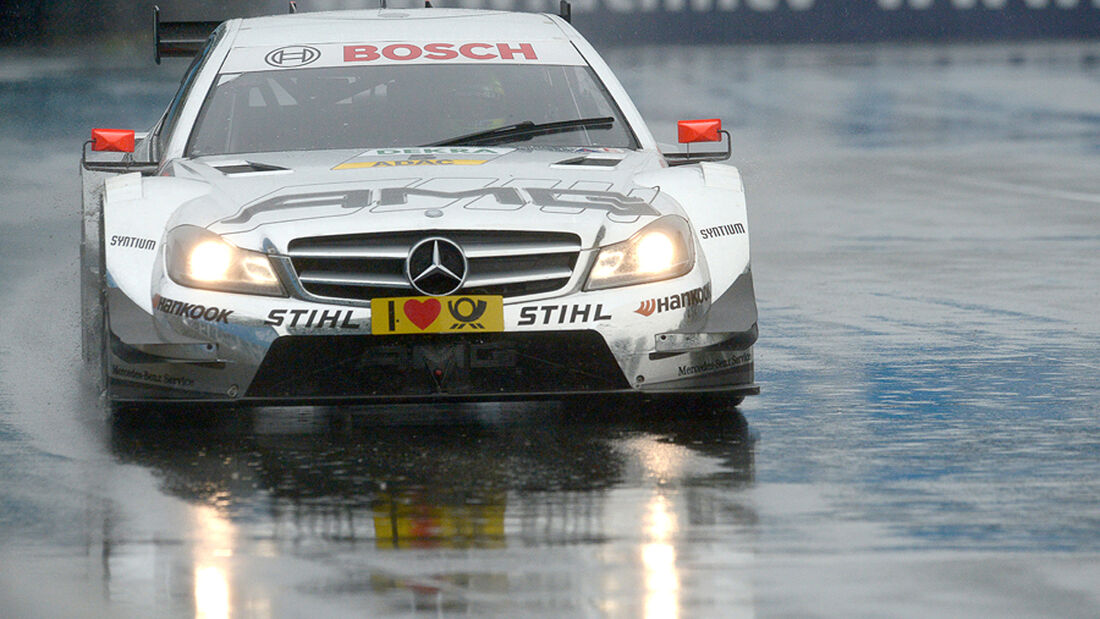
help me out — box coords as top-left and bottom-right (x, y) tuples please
(164, 147), (677, 251)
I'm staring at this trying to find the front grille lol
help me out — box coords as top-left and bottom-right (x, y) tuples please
(246, 331), (629, 398)
(287, 230), (581, 302)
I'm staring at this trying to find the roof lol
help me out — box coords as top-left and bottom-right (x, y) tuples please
(231, 9), (571, 47)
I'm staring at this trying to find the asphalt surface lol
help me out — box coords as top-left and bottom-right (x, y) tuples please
(2, 42), (1100, 617)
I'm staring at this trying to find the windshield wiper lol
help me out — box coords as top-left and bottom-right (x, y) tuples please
(424, 116), (615, 147)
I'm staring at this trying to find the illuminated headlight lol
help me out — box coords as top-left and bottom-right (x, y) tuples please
(165, 225), (286, 297)
(586, 216), (695, 290)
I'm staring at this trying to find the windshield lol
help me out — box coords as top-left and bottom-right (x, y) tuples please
(187, 63), (638, 156)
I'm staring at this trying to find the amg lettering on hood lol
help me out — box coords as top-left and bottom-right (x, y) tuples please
(634, 284), (711, 317)
(154, 295), (234, 323)
(223, 186), (659, 226)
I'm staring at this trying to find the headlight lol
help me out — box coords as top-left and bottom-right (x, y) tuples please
(585, 216), (695, 291)
(165, 225), (286, 297)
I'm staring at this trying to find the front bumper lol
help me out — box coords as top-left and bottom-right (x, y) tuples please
(106, 272), (758, 405)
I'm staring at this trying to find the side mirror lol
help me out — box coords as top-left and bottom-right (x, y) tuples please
(678, 118), (722, 144)
(91, 128), (136, 153)
(82, 128), (158, 174)
(665, 118), (732, 167)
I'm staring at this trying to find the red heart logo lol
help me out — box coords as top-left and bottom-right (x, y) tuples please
(403, 298), (441, 330)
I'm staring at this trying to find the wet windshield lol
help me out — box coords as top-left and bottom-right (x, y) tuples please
(187, 64), (638, 156)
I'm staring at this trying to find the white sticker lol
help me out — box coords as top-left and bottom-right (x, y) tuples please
(222, 40), (586, 73)
(354, 147), (514, 157)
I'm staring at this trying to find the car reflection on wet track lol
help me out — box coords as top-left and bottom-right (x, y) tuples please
(102, 404), (755, 615)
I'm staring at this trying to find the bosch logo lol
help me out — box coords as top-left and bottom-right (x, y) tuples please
(344, 42), (538, 63)
(406, 237), (468, 296)
(265, 46), (321, 68)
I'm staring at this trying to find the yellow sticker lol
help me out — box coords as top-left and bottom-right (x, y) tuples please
(370, 295), (504, 335)
(334, 159), (488, 170)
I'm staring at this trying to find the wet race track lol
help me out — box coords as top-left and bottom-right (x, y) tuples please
(3, 42), (1100, 616)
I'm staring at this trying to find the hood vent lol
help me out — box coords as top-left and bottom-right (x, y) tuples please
(212, 161), (289, 175)
(553, 155), (622, 168)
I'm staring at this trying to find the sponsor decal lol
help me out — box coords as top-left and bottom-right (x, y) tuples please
(572, 147), (628, 154)
(113, 366), (196, 388)
(357, 147), (510, 156)
(634, 284), (711, 317)
(677, 352), (752, 377)
(154, 295), (233, 323)
(344, 42), (538, 63)
(370, 295), (504, 334)
(357, 342), (517, 370)
(699, 222), (746, 240)
(223, 187), (658, 226)
(264, 309), (359, 329)
(334, 158), (489, 170)
(223, 190), (372, 225)
(377, 186), (659, 217)
(110, 235), (156, 250)
(518, 303), (612, 326)
(265, 45), (321, 68)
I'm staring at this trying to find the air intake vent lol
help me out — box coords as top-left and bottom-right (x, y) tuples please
(212, 161), (288, 175)
(287, 230), (582, 302)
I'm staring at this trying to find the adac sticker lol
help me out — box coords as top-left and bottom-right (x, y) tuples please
(334, 147), (512, 171)
(334, 158), (489, 170)
(371, 295), (504, 334)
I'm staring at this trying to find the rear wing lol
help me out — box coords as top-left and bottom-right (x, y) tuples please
(153, 6), (220, 64)
(153, 3), (304, 64)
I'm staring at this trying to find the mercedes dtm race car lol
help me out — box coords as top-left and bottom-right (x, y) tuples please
(80, 6), (759, 407)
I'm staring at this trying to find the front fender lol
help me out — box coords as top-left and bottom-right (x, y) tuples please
(103, 174), (209, 313)
(634, 162), (751, 298)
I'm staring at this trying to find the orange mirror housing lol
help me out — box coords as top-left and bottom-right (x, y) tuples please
(91, 128), (135, 153)
(677, 119), (722, 144)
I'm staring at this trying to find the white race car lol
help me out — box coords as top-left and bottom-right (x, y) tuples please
(80, 6), (759, 407)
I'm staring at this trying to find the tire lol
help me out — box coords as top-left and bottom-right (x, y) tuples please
(80, 190), (108, 399)
(645, 391), (745, 412)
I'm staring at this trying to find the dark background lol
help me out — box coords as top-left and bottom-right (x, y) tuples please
(2, 0), (1099, 47)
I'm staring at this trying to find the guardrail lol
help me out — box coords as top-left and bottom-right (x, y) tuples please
(557, 0), (1100, 43)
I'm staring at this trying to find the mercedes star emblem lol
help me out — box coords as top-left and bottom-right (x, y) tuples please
(405, 237), (468, 296)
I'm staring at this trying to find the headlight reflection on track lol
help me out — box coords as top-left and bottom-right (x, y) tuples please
(193, 504), (234, 619)
(643, 495), (680, 619)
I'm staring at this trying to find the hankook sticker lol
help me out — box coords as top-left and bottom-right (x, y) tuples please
(634, 284), (711, 317)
